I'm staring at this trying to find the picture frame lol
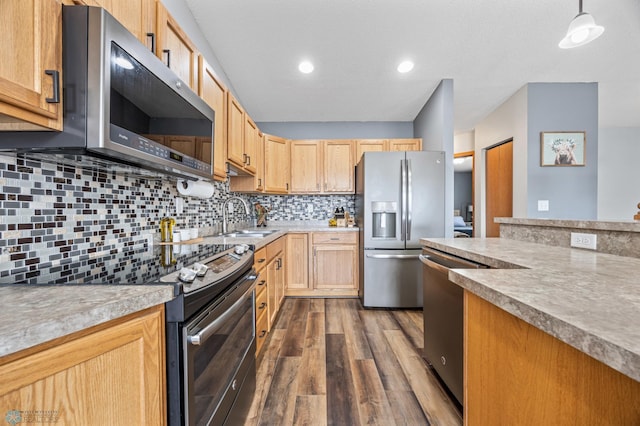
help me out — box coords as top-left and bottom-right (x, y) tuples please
(540, 131), (586, 166)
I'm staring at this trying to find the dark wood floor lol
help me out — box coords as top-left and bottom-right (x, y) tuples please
(246, 298), (462, 425)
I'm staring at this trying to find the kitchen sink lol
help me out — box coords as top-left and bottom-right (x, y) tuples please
(218, 229), (279, 238)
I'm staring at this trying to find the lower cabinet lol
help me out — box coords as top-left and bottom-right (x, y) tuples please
(0, 306), (166, 425)
(286, 231), (359, 297)
(254, 237), (286, 358)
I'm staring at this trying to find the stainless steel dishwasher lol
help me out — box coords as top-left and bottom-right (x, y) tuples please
(419, 247), (488, 406)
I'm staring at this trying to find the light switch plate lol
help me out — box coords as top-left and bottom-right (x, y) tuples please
(570, 232), (597, 250)
(537, 200), (549, 211)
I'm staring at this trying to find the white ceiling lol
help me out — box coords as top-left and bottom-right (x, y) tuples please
(184, 0), (640, 133)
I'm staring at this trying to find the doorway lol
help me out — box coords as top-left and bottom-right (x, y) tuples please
(454, 151), (474, 237)
(485, 140), (513, 237)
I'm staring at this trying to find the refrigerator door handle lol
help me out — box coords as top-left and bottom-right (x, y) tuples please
(366, 253), (420, 259)
(406, 158), (412, 241)
(400, 159), (407, 241)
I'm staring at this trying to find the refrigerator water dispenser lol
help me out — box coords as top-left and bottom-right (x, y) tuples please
(371, 201), (397, 238)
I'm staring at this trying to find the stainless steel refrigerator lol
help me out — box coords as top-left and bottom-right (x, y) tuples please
(355, 151), (445, 308)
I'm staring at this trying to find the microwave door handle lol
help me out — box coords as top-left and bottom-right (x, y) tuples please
(187, 284), (254, 346)
(406, 159), (412, 241)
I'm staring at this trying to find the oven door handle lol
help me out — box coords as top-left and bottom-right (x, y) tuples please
(187, 284), (254, 346)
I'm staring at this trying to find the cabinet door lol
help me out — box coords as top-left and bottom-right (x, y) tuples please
(356, 139), (387, 163)
(0, 306), (166, 425)
(323, 140), (355, 193)
(0, 0), (62, 131)
(267, 257), (278, 327)
(264, 134), (290, 193)
(156, 2), (198, 91)
(389, 138), (422, 151)
(312, 244), (358, 289)
(98, 0), (156, 52)
(198, 57), (227, 181)
(254, 131), (264, 191)
(290, 140), (322, 193)
(276, 253), (285, 308)
(226, 93), (246, 170)
(286, 233), (309, 290)
(243, 117), (258, 175)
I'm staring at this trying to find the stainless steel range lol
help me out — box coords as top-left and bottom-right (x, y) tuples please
(1, 242), (257, 426)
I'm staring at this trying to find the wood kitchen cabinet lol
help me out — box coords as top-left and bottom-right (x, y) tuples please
(156, 2), (198, 91)
(266, 237), (286, 328)
(264, 134), (290, 193)
(286, 233), (309, 290)
(226, 92), (259, 176)
(323, 139), (356, 193)
(198, 57), (227, 181)
(243, 116), (259, 175)
(389, 138), (422, 151)
(0, 305), (166, 425)
(229, 130), (265, 193)
(253, 246), (269, 356)
(0, 0), (62, 131)
(289, 140), (322, 193)
(285, 231), (358, 297)
(77, 0), (156, 52)
(356, 139), (387, 163)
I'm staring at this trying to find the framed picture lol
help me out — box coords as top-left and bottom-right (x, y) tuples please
(540, 131), (586, 166)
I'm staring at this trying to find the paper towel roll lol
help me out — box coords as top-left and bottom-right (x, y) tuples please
(176, 180), (214, 199)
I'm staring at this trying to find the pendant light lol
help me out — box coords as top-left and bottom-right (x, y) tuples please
(559, 0), (604, 49)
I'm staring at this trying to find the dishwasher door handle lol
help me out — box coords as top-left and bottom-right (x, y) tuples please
(419, 254), (452, 274)
(366, 254), (420, 259)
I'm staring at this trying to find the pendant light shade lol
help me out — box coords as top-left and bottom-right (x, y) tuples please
(559, 0), (604, 49)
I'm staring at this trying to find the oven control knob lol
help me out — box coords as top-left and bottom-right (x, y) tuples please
(234, 244), (249, 255)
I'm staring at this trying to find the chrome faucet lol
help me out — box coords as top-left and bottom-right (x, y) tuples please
(222, 196), (251, 234)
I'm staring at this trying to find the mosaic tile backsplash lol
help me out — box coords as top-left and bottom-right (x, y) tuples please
(0, 154), (354, 280)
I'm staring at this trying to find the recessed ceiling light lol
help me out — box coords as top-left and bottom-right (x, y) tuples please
(397, 60), (414, 73)
(298, 61), (314, 74)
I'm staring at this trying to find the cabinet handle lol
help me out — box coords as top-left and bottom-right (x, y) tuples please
(286, 183), (289, 191)
(163, 49), (171, 67)
(257, 279), (266, 286)
(259, 302), (267, 309)
(257, 258), (266, 264)
(246, 155), (251, 166)
(330, 238), (339, 241)
(243, 153), (248, 164)
(258, 178), (262, 187)
(258, 330), (267, 338)
(146, 32), (156, 54)
(45, 70), (60, 104)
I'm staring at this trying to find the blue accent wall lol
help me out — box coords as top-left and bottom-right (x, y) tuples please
(526, 83), (598, 219)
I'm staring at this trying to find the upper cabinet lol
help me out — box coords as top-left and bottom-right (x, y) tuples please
(356, 139), (386, 163)
(80, 0), (156, 52)
(290, 140), (322, 194)
(323, 139), (355, 193)
(156, 2), (198, 91)
(243, 116), (258, 175)
(227, 92), (258, 176)
(264, 134), (289, 194)
(389, 138), (422, 152)
(0, 0), (62, 131)
(198, 57), (227, 181)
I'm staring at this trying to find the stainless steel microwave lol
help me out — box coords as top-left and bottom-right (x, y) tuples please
(0, 6), (214, 180)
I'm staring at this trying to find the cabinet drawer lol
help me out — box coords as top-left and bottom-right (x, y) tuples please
(255, 269), (267, 298)
(254, 247), (267, 271)
(255, 281), (268, 317)
(312, 232), (357, 245)
(266, 236), (285, 261)
(255, 308), (269, 356)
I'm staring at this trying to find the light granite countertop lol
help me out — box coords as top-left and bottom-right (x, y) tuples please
(420, 237), (640, 382)
(0, 284), (175, 358)
(0, 221), (357, 358)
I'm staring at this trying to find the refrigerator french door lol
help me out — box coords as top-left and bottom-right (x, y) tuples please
(356, 151), (445, 308)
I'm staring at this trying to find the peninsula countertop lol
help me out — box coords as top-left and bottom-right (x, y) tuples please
(420, 237), (640, 382)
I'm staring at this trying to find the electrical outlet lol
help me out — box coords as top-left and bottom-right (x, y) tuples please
(570, 232), (597, 250)
(537, 200), (549, 211)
